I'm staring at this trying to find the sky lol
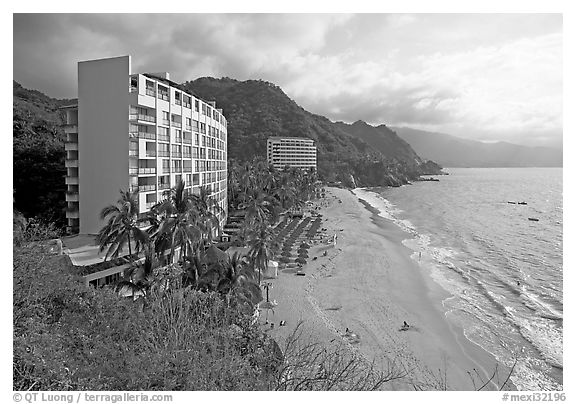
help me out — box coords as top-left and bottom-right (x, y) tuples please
(13, 13), (563, 148)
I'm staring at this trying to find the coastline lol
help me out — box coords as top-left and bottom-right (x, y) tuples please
(263, 186), (501, 390)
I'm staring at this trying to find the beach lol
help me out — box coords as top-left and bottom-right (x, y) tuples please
(262, 187), (501, 390)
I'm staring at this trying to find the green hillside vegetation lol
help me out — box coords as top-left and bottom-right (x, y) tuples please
(13, 81), (75, 227)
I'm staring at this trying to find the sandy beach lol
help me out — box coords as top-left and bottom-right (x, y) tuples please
(261, 187), (500, 390)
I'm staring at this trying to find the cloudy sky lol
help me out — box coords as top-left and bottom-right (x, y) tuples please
(13, 13), (562, 148)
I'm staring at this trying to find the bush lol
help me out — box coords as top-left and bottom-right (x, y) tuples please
(13, 246), (277, 390)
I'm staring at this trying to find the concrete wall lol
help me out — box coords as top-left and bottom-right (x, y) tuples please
(78, 56), (131, 234)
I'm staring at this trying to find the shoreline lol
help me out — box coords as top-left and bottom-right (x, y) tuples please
(262, 186), (501, 390)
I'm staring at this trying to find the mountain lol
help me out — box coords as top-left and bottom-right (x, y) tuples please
(13, 81), (74, 225)
(334, 120), (421, 164)
(183, 78), (443, 186)
(392, 126), (563, 168)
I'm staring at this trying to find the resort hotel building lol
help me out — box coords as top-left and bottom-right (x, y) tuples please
(266, 137), (317, 171)
(62, 55), (228, 235)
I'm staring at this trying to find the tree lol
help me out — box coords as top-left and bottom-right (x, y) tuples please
(97, 189), (147, 262)
(191, 185), (224, 243)
(247, 223), (278, 284)
(150, 180), (202, 265)
(215, 252), (263, 312)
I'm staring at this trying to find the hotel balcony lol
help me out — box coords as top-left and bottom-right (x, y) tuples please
(65, 159), (78, 168)
(129, 131), (155, 140)
(129, 113), (156, 125)
(65, 191), (79, 202)
(138, 167), (156, 175)
(63, 124), (78, 133)
(139, 184), (157, 192)
(66, 210), (80, 219)
(65, 142), (78, 151)
(65, 176), (79, 185)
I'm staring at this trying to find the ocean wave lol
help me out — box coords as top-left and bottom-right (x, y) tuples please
(353, 184), (563, 390)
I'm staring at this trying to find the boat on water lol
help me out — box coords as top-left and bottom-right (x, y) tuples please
(528, 217), (539, 222)
(518, 201), (528, 205)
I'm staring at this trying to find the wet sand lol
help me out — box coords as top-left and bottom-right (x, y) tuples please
(261, 187), (500, 390)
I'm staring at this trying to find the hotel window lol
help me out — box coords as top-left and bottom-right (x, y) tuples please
(129, 141), (138, 156)
(201, 103), (207, 115)
(175, 174), (182, 184)
(185, 117), (191, 131)
(130, 76), (138, 92)
(158, 143), (170, 157)
(158, 127), (169, 142)
(183, 95), (191, 109)
(186, 173), (192, 185)
(174, 129), (182, 143)
(183, 132), (192, 144)
(172, 160), (182, 172)
(158, 175), (170, 190)
(171, 114), (182, 128)
(183, 145), (192, 158)
(195, 133), (199, 145)
(195, 99), (199, 112)
(175, 92), (181, 106)
(171, 144), (182, 158)
(162, 111), (170, 126)
(192, 120), (199, 132)
(202, 136), (206, 147)
(145, 80), (155, 97)
(162, 159), (170, 173)
(158, 85), (169, 101)
(193, 147), (199, 159)
(206, 106), (212, 117)
(200, 123), (206, 134)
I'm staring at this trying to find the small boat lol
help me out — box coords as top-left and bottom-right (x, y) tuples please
(508, 201), (516, 204)
(518, 202), (528, 205)
(528, 218), (539, 222)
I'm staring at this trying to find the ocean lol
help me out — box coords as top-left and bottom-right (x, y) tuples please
(354, 167), (563, 391)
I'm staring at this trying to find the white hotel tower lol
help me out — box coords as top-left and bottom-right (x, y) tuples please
(267, 137), (317, 171)
(62, 55), (228, 235)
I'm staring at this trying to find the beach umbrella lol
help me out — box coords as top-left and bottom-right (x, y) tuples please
(298, 252), (309, 259)
(260, 300), (278, 322)
(297, 247), (308, 253)
(281, 251), (292, 258)
(299, 242), (310, 249)
(278, 256), (291, 264)
(295, 257), (307, 264)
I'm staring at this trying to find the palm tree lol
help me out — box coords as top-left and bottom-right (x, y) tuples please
(191, 185), (224, 242)
(151, 180), (202, 265)
(97, 189), (147, 262)
(242, 190), (278, 227)
(247, 223), (278, 284)
(216, 252), (263, 312)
